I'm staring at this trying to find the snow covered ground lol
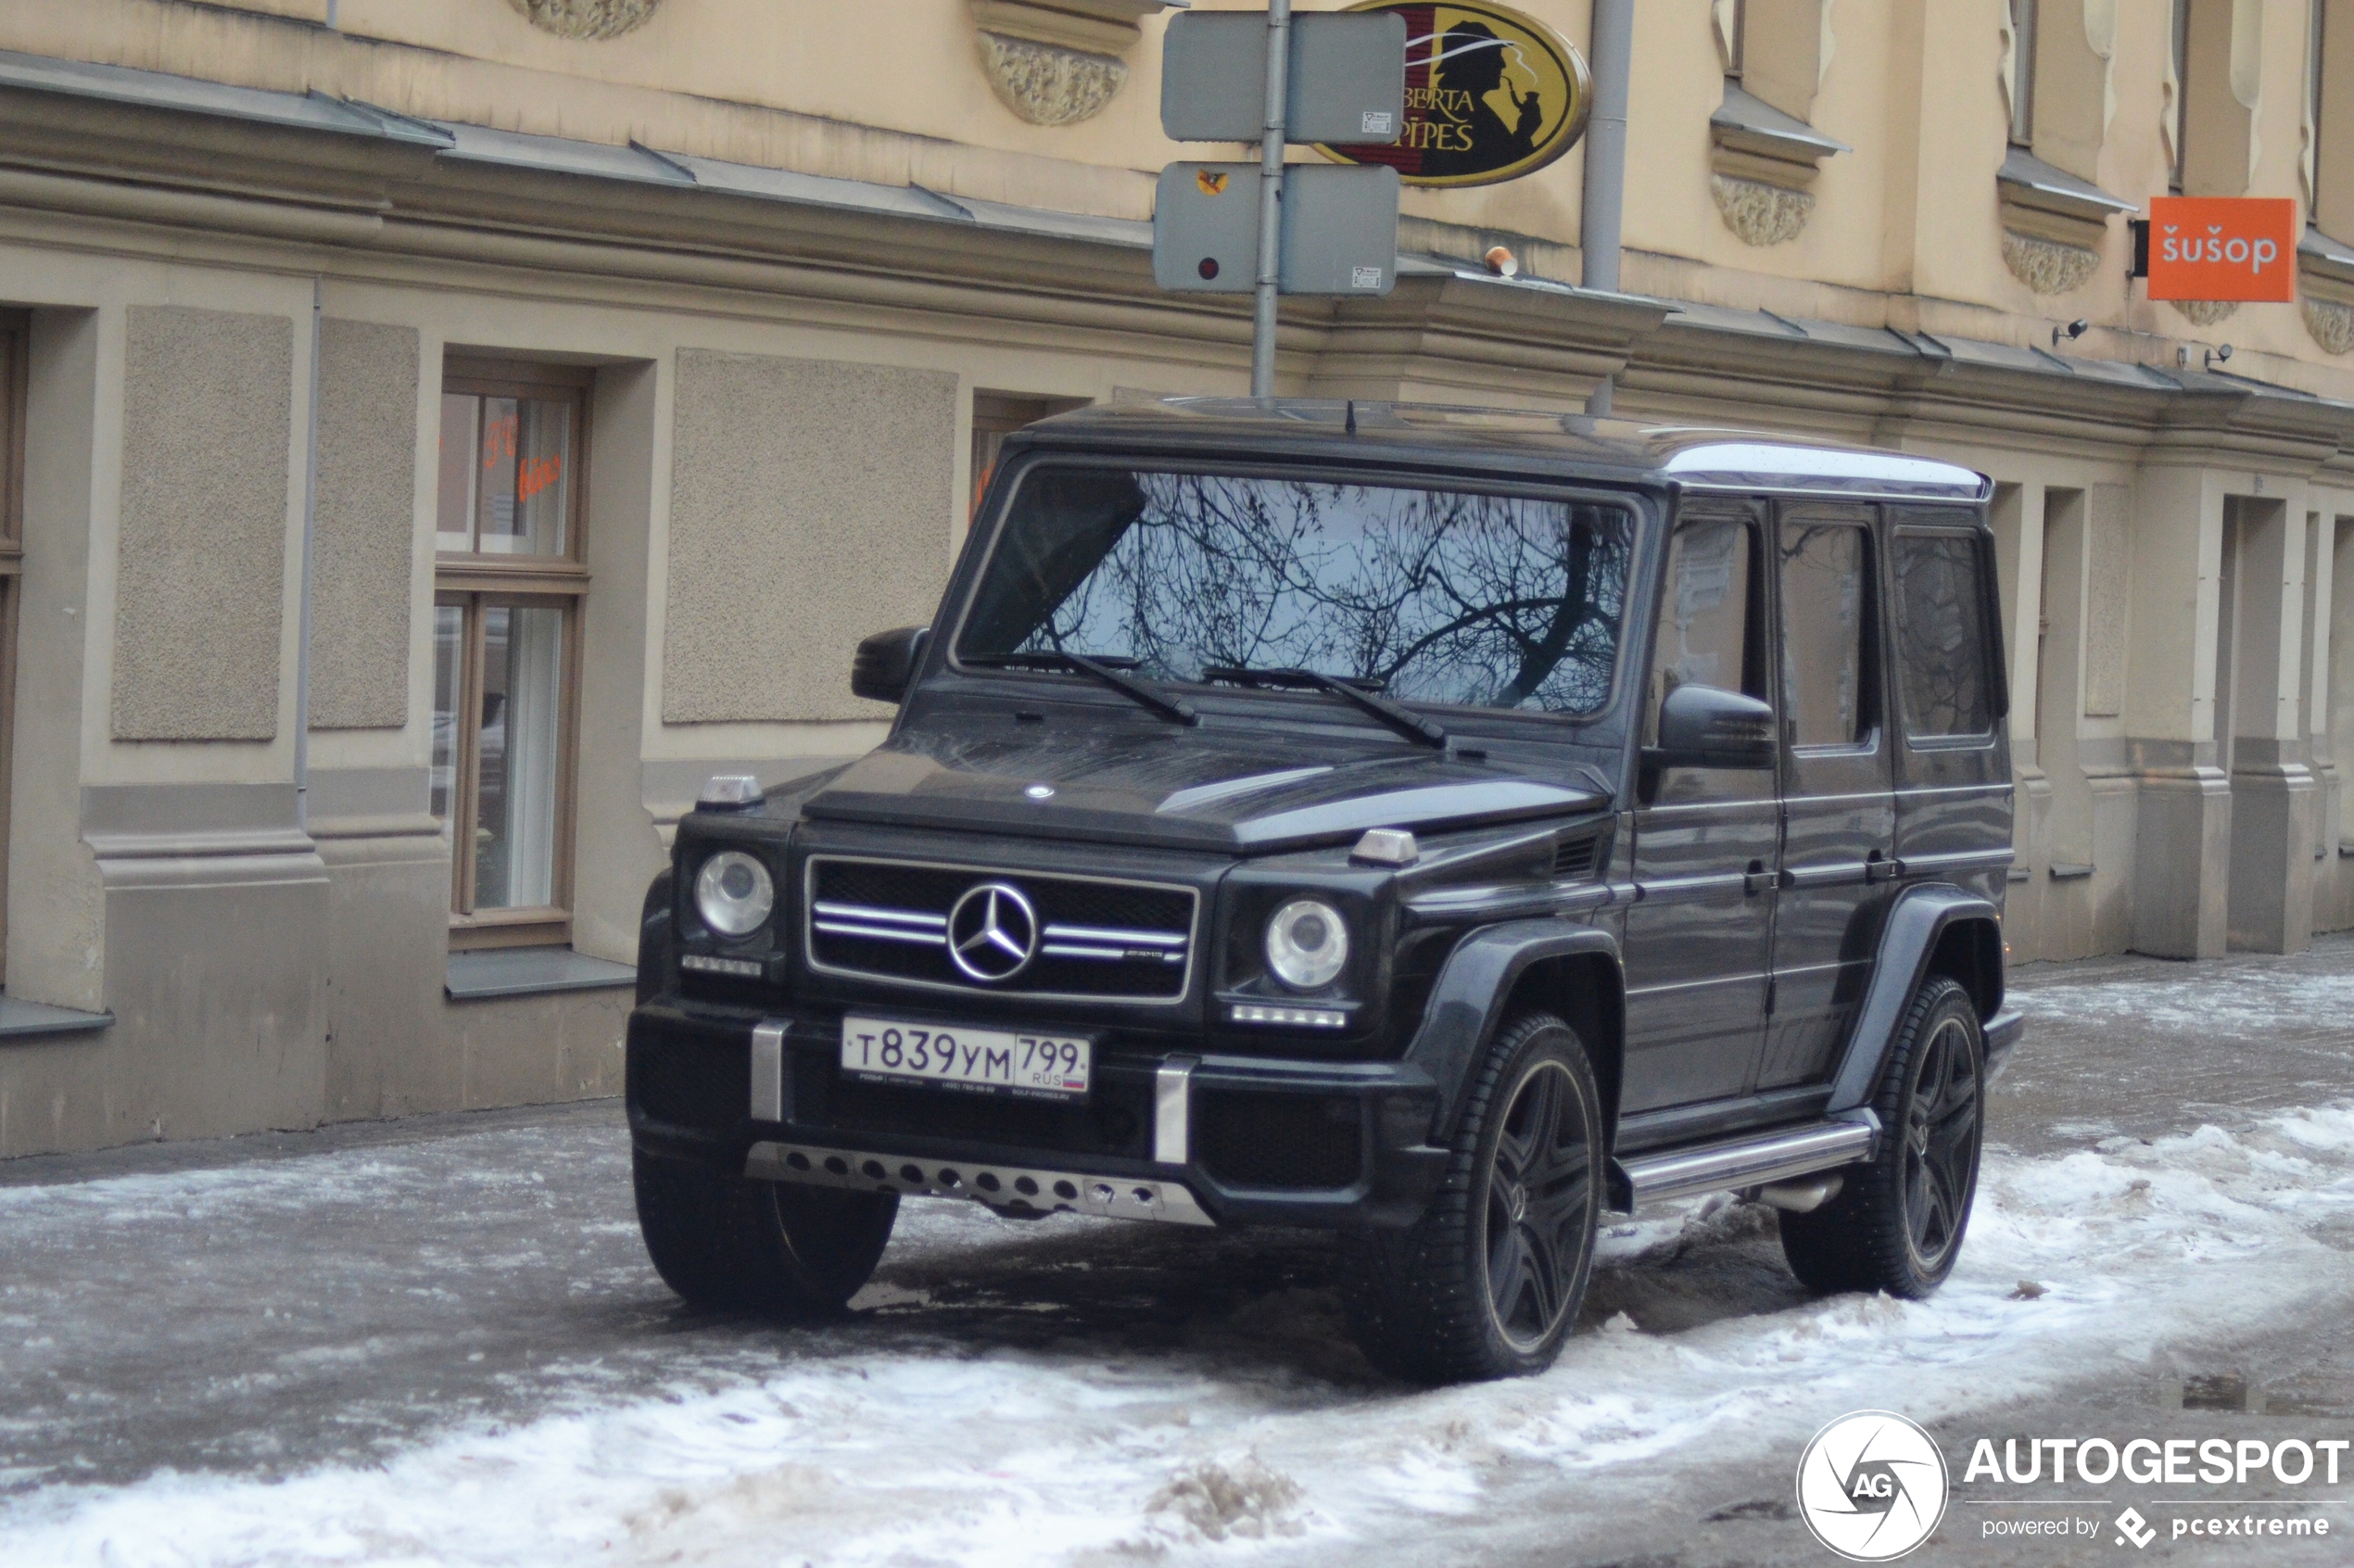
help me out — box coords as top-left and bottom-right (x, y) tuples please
(4, 955), (2352, 1566)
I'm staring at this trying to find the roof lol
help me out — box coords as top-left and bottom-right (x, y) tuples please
(1015, 398), (1993, 501)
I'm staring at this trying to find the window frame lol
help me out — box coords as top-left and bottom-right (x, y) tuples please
(2172, 0), (2194, 192)
(1889, 522), (2005, 752)
(1643, 501), (1776, 804)
(0, 310), (24, 986)
(1772, 505), (1883, 757)
(434, 357), (592, 950)
(2009, 0), (2040, 147)
(945, 453), (1641, 732)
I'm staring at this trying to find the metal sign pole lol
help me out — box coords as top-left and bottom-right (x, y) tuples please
(1250, 0), (1293, 399)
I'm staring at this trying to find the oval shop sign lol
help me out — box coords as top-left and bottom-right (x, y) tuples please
(1316, 1), (1590, 188)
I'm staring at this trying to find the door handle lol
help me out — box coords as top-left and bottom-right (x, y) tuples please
(1743, 860), (1774, 897)
(1864, 851), (1903, 883)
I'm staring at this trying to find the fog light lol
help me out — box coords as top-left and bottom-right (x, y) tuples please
(1231, 1004), (1348, 1029)
(680, 954), (764, 978)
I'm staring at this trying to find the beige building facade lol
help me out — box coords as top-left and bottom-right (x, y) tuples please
(1, 0), (2352, 1157)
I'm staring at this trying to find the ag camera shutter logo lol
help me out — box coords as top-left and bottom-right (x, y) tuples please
(1796, 1411), (1950, 1561)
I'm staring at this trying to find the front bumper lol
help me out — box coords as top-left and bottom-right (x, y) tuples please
(627, 998), (1447, 1230)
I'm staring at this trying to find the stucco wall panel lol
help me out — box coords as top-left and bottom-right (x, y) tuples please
(310, 318), (420, 730)
(662, 349), (954, 724)
(111, 305), (293, 741)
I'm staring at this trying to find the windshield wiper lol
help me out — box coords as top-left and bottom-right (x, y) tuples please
(962, 650), (1198, 726)
(1201, 665), (1448, 750)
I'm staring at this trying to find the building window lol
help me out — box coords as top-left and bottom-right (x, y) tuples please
(0, 311), (22, 987)
(2171, 0), (2192, 191)
(2316, 0), (2354, 235)
(432, 359), (589, 949)
(2008, 0), (2039, 147)
(969, 390), (1087, 517)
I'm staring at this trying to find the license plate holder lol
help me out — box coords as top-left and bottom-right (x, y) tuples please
(839, 1016), (1094, 1101)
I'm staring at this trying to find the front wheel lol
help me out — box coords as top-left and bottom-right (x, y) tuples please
(1779, 976), (1984, 1298)
(633, 1149), (897, 1316)
(1340, 1012), (1604, 1384)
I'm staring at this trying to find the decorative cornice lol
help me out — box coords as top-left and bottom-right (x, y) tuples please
(976, 32), (1127, 127)
(969, 0), (1178, 126)
(1706, 84), (1844, 247)
(506, 0), (660, 42)
(1995, 147), (2130, 293)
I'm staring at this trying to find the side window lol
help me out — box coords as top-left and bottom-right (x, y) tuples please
(1647, 512), (1768, 801)
(1778, 514), (1875, 748)
(1892, 528), (1997, 741)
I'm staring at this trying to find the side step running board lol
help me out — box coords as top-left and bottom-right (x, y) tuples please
(1614, 1118), (1877, 1209)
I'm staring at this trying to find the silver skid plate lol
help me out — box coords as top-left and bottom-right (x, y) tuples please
(744, 1140), (1215, 1227)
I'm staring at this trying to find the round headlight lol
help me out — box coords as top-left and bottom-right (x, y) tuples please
(1265, 898), (1349, 991)
(694, 851), (775, 937)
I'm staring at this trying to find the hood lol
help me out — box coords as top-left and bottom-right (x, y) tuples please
(799, 731), (1608, 854)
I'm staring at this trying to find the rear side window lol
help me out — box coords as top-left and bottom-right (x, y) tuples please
(1778, 516), (1874, 747)
(1892, 529), (1995, 740)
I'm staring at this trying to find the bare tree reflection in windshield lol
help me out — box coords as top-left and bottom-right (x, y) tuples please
(958, 469), (1631, 716)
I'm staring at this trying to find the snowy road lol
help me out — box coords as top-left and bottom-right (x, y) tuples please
(5, 944), (2354, 1567)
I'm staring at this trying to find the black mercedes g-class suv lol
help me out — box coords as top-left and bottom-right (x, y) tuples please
(627, 398), (2022, 1385)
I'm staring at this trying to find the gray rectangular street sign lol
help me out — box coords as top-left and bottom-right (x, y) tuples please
(1153, 162), (1398, 297)
(1159, 11), (1407, 145)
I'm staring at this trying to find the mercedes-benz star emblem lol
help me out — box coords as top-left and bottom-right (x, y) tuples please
(946, 881), (1040, 983)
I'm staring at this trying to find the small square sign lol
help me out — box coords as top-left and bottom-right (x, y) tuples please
(1351, 266), (1384, 289)
(2145, 196), (2298, 304)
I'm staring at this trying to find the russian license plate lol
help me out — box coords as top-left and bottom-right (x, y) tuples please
(839, 1016), (1093, 1100)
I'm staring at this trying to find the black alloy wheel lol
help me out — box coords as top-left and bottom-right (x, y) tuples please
(1340, 1012), (1604, 1384)
(1900, 1006), (1981, 1274)
(1780, 976), (1984, 1298)
(634, 1149), (898, 1316)
(1484, 1056), (1597, 1352)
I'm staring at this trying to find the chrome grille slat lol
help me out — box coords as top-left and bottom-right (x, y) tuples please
(804, 855), (1196, 1005)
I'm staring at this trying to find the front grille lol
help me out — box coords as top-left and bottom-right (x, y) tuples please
(806, 856), (1196, 1003)
(628, 1032), (749, 1131)
(1196, 1092), (1363, 1189)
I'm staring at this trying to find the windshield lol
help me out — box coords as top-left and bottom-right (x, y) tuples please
(956, 466), (1634, 716)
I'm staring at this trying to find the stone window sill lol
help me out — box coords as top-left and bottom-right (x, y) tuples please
(445, 947), (636, 1003)
(0, 994), (114, 1042)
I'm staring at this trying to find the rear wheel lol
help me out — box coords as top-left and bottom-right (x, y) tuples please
(1779, 976), (1983, 1298)
(1341, 1012), (1603, 1384)
(633, 1149), (897, 1315)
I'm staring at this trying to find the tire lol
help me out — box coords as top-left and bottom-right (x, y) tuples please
(633, 1149), (898, 1316)
(1340, 1012), (1605, 1385)
(1779, 976), (1984, 1298)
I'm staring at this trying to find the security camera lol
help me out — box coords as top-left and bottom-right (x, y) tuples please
(2052, 319), (2090, 347)
(2206, 344), (2234, 370)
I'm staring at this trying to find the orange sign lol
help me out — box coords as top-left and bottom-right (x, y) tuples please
(2145, 196), (2298, 303)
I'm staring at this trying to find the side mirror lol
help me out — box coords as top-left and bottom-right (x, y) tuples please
(851, 626), (929, 704)
(1649, 683), (1777, 770)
